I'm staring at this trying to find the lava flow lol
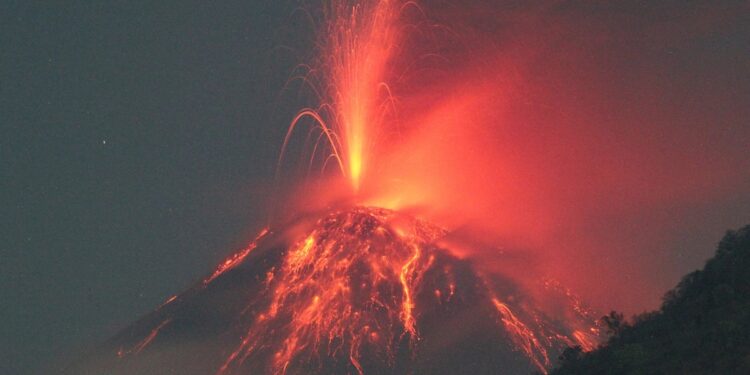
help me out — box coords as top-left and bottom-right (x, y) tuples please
(76, 207), (602, 375)
(214, 208), (600, 375)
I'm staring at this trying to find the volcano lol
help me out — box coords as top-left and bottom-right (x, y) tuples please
(66, 207), (600, 375)
(62, 2), (604, 373)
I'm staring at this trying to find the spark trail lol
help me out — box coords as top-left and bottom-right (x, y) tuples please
(279, 0), (404, 193)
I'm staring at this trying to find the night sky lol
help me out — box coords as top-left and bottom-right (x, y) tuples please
(2, 1), (749, 375)
(2, 2), (301, 374)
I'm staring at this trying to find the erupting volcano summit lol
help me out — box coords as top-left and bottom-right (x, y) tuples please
(68, 207), (600, 375)
(67, 1), (609, 373)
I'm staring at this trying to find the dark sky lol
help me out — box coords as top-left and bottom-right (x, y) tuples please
(2, 1), (749, 375)
(2, 2), (301, 374)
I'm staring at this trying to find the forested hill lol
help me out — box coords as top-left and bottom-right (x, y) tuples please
(551, 225), (750, 374)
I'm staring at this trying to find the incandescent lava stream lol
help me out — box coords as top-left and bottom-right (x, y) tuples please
(67, 207), (600, 375)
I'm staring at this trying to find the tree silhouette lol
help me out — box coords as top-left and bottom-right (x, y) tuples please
(601, 311), (626, 337)
(551, 225), (750, 374)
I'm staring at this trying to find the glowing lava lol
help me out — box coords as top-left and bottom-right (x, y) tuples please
(280, 0), (404, 193)
(217, 208), (439, 374)
(204, 228), (270, 285)
(100, 207), (601, 375)
(210, 207), (600, 375)
(116, 318), (172, 358)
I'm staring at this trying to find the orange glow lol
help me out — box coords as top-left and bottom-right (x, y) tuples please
(572, 330), (599, 352)
(117, 318), (172, 358)
(491, 297), (549, 373)
(120, 208), (601, 374)
(204, 227), (269, 284)
(217, 208), (441, 374)
(264, 0), (750, 320)
(349, 145), (363, 192)
(157, 294), (178, 309)
(398, 244), (420, 338)
(210, 208), (599, 374)
(222, 1), (612, 373)
(279, 0), (403, 193)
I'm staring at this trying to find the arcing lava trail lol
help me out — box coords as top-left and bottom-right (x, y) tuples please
(279, 0), (402, 193)
(70, 207), (600, 375)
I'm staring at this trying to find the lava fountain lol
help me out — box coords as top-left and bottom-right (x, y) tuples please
(67, 1), (605, 374)
(279, 0), (403, 193)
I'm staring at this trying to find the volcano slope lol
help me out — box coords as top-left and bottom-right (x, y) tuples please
(66, 207), (599, 375)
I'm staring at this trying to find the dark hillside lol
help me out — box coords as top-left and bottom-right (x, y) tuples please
(552, 225), (750, 374)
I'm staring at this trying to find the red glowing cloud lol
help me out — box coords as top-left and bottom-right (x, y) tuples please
(279, 0), (750, 314)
